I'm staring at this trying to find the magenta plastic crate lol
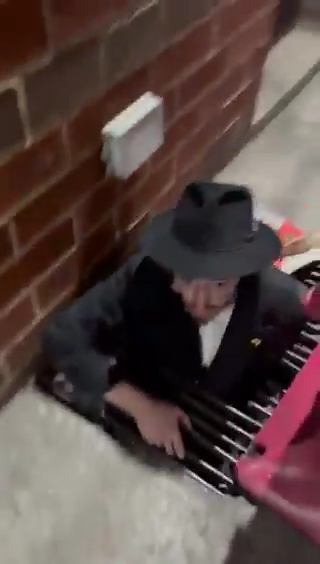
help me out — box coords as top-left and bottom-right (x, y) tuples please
(236, 344), (320, 545)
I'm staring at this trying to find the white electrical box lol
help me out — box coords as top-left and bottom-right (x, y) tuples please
(101, 92), (164, 180)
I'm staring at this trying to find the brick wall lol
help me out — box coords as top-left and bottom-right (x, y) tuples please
(302, 0), (320, 18)
(0, 0), (279, 400)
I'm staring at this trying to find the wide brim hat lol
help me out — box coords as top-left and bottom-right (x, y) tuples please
(141, 182), (281, 281)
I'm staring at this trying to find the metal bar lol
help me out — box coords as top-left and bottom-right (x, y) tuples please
(187, 427), (237, 464)
(301, 331), (318, 345)
(189, 390), (262, 429)
(304, 279), (316, 287)
(185, 452), (233, 484)
(180, 395), (253, 440)
(265, 381), (283, 396)
(305, 322), (320, 333)
(214, 445), (237, 464)
(190, 414), (247, 453)
(284, 350), (305, 366)
(293, 343), (312, 356)
(185, 469), (224, 496)
(255, 390), (278, 407)
(249, 401), (272, 416)
(281, 357), (300, 372)
(268, 397), (279, 407)
(196, 458), (233, 483)
(264, 382), (287, 401)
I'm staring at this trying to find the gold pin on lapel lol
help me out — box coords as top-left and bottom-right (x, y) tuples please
(251, 338), (262, 348)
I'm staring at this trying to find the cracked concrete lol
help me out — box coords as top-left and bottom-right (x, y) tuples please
(0, 71), (319, 564)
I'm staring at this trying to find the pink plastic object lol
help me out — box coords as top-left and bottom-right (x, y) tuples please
(303, 285), (320, 321)
(236, 345), (320, 545)
(255, 203), (305, 269)
(274, 220), (304, 269)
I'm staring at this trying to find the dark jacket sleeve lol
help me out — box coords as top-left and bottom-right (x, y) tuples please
(42, 253), (143, 417)
(260, 267), (307, 325)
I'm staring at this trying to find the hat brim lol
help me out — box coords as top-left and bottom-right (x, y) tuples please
(142, 210), (282, 280)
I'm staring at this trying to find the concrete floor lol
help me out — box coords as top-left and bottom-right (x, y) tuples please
(218, 72), (320, 232)
(0, 74), (320, 564)
(253, 21), (320, 124)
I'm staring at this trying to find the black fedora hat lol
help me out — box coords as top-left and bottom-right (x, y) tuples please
(142, 182), (281, 280)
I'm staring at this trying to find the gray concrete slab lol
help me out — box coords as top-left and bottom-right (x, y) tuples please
(1, 390), (319, 564)
(1, 75), (320, 564)
(254, 22), (320, 125)
(218, 72), (320, 233)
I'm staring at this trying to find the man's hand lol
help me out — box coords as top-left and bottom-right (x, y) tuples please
(135, 400), (191, 459)
(106, 382), (191, 459)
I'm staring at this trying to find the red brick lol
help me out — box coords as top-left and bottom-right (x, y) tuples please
(78, 160), (150, 238)
(96, 161), (151, 228)
(244, 44), (270, 79)
(4, 311), (58, 375)
(25, 39), (102, 133)
(67, 67), (149, 157)
(76, 177), (119, 237)
(219, 0), (270, 40)
(0, 0), (48, 79)
(79, 218), (116, 274)
(152, 184), (176, 214)
(162, 86), (179, 127)
(175, 120), (216, 174)
(117, 159), (175, 231)
(0, 129), (66, 218)
(153, 156), (204, 214)
(0, 296), (35, 352)
(122, 160), (151, 193)
(226, 9), (275, 66)
(0, 225), (14, 269)
(162, 0), (214, 42)
(151, 104), (205, 169)
(36, 251), (79, 310)
(116, 212), (150, 260)
(4, 324), (39, 375)
(48, 0), (123, 48)
(150, 19), (215, 90)
(214, 65), (251, 109)
(15, 151), (105, 247)
(0, 366), (8, 394)
(196, 67), (252, 129)
(105, 3), (163, 85)
(205, 105), (253, 176)
(219, 80), (256, 134)
(0, 220), (74, 311)
(178, 49), (227, 109)
(113, 216), (150, 269)
(128, 0), (150, 13)
(0, 89), (25, 157)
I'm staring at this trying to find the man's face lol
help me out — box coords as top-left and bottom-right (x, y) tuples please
(172, 277), (238, 323)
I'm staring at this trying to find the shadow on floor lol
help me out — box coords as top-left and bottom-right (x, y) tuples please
(223, 506), (319, 564)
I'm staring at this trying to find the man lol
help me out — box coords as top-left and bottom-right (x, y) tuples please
(43, 183), (309, 459)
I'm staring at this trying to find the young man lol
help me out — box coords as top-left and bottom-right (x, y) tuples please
(43, 183), (308, 459)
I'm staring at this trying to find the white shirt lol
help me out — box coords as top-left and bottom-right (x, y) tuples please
(199, 305), (234, 367)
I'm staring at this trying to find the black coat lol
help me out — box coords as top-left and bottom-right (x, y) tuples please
(42, 254), (306, 418)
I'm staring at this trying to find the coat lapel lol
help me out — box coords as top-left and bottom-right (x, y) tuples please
(123, 258), (260, 401)
(205, 274), (260, 398)
(123, 258), (201, 383)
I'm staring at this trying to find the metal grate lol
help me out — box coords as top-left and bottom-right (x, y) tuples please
(38, 261), (319, 496)
(107, 261), (320, 496)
